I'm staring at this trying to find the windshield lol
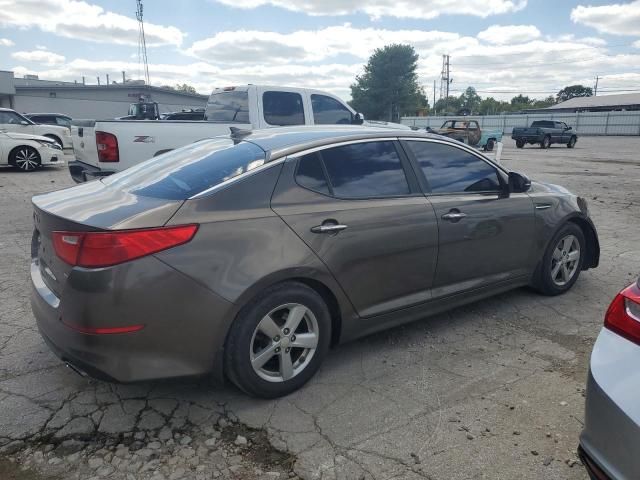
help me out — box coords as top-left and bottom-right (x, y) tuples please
(205, 90), (250, 123)
(102, 138), (266, 200)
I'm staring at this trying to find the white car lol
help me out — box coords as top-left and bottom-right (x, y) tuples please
(0, 131), (65, 171)
(0, 108), (73, 155)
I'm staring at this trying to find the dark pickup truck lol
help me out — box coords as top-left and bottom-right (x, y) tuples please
(512, 120), (578, 149)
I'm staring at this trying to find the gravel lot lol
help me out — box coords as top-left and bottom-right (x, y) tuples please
(0, 136), (638, 480)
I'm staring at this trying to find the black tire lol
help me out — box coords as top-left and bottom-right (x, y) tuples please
(534, 223), (585, 296)
(515, 139), (525, 149)
(484, 139), (495, 151)
(10, 146), (41, 172)
(224, 281), (332, 398)
(567, 136), (577, 148)
(43, 134), (62, 147)
(540, 135), (551, 149)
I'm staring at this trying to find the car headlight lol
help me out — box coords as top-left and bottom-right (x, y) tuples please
(37, 140), (62, 150)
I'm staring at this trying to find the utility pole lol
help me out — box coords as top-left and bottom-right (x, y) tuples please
(440, 54), (451, 112)
(594, 76), (601, 96)
(433, 80), (436, 115)
(136, 0), (150, 86)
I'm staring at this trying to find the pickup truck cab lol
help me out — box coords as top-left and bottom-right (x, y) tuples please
(70, 85), (408, 182)
(0, 108), (74, 159)
(512, 120), (577, 149)
(429, 119), (502, 151)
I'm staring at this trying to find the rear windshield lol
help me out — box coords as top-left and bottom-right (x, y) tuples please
(531, 121), (554, 128)
(102, 138), (265, 200)
(205, 91), (250, 122)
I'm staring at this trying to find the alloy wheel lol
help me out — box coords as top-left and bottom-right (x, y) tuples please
(14, 148), (40, 171)
(249, 303), (319, 383)
(550, 234), (580, 286)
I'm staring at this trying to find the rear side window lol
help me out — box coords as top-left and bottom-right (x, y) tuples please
(205, 91), (249, 122)
(531, 121), (553, 128)
(406, 141), (500, 194)
(311, 94), (353, 125)
(296, 141), (410, 198)
(263, 91), (305, 126)
(102, 139), (265, 200)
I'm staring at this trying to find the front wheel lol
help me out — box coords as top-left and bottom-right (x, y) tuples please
(567, 136), (577, 148)
(535, 223), (585, 296)
(484, 139), (495, 151)
(224, 282), (331, 398)
(540, 136), (551, 149)
(11, 146), (41, 171)
(515, 139), (525, 149)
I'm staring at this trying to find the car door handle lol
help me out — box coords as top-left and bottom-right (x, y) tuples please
(311, 224), (348, 234)
(441, 212), (467, 221)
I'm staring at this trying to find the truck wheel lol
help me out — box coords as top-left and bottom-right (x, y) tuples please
(540, 136), (551, 149)
(515, 139), (525, 149)
(567, 136), (577, 148)
(484, 139), (495, 152)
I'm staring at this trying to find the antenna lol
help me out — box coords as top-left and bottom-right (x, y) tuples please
(136, 0), (150, 86)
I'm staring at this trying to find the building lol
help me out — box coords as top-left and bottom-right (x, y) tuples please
(0, 70), (208, 118)
(524, 92), (640, 114)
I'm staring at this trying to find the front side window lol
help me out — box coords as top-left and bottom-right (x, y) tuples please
(311, 94), (353, 125)
(263, 91), (305, 126)
(406, 141), (500, 194)
(56, 117), (71, 127)
(205, 90), (249, 122)
(103, 139), (265, 200)
(297, 141), (409, 198)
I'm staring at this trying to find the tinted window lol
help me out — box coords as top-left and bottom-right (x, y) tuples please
(406, 141), (500, 194)
(321, 142), (409, 198)
(531, 121), (554, 128)
(296, 153), (330, 195)
(311, 94), (352, 125)
(102, 139), (265, 200)
(205, 91), (249, 122)
(263, 91), (304, 126)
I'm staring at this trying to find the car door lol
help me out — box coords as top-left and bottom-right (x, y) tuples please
(0, 111), (34, 135)
(271, 139), (439, 318)
(310, 94), (354, 125)
(559, 122), (571, 143)
(401, 139), (535, 298)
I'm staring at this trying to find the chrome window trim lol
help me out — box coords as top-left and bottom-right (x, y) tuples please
(188, 157), (285, 199)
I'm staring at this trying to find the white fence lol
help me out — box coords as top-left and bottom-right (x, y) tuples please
(401, 111), (640, 136)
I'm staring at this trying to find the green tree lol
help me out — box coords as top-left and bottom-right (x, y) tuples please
(557, 84), (593, 103)
(459, 86), (481, 114)
(478, 97), (508, 115)
(350, 44), (427, 122)
(174, 83), (197, 94)
(433, 96), (461, 115)
(531, 95), (556, 109)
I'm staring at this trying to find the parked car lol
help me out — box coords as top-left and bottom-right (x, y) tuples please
(24, 113), (73, 129)
(0, 131), (64, 171)
(579, 279), (640, 480)
(0, 108), (74, 158)
(430, 119), (503, 151)
(512, 120), (578, 149)
(161, 110), (205, 121)
(31, 126), (599, 398)
(68, 85), (409, 182)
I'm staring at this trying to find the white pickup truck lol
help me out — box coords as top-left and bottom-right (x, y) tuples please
(69, 85), (409, 182)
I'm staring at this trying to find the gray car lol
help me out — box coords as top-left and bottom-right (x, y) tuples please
(579, 279), (640, 480)
(30, 126), (599, 398)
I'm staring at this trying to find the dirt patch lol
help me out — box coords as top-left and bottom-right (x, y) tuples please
(220, 422), (295, 469)
(0, 457), (58, 480)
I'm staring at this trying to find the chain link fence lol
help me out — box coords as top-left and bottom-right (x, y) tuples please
(401, 111), (640, 136)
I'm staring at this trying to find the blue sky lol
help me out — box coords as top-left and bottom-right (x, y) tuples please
(1, 0), (640, 102)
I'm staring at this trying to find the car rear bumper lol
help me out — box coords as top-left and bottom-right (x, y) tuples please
(30, 257), (235, 383)
(579, 329), (640, 480)
(68, 160), (115, 183)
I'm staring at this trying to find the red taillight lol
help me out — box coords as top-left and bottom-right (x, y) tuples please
(604, 282), (640, 346)
(62, 320), (145, 335)
(95, 131), (119, 162)
(52, 224), (198, 268)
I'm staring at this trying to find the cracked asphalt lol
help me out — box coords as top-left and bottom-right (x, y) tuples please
(1, 136), (639, 480)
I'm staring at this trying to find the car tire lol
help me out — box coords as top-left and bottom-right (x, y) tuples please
(224, 281), (332, 398)
(567, 136), (577, 148)
(10, 146), (41, 172)
(540, 136), (551, 149)
(515, 139), (525, 149)
(535, 223), (585, 296)
(484, 139), (495, 151)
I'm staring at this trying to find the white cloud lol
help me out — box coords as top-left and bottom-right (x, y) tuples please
(571, 1), (640, 36)
(635, 40), (640, 48)
(477, 25), (541, 45)
(211, 0), (527, 19)
(0, 0), (184, 46)
(12, 49), (66, 66)
(0, 37), (14, 46)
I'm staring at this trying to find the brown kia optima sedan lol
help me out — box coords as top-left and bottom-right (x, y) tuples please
(31, 126), (599, 398)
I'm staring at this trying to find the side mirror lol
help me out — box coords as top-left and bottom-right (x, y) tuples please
(565, 126), (572, 131)
(352, 112), (364, 125)
(508, 171), (531, 193)
(20, 120), (30, 126)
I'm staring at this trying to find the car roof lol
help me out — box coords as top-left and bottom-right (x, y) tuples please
(232, 125), (452, 160)
(25, 113), (71, 117)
